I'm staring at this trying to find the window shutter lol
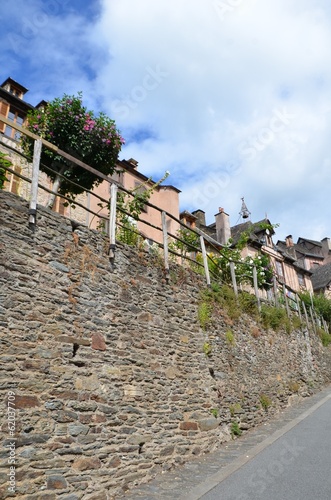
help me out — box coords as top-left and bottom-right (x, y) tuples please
(0, 100), (10, 133)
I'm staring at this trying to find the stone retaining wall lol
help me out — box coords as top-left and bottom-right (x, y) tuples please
(1, 190), (331, 499)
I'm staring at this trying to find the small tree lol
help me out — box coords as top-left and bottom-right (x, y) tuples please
(21, 93), (125, 207)
(0, 152), (11, 189)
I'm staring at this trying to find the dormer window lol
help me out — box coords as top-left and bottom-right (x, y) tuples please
(10, 87), (22, 98)
(1, 78), (28, 100)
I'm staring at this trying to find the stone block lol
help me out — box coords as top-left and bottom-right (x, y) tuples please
(198, 418), (220, 431)
(52, 410), (78, 423)
(15, 395), (40, 408)
(72, 457), (102, 471)
(91, 333), (106, 351)
(68, 423), (89, 436)
(179, 422), (199, 431)
(108, 457), (121, 468)
(137, 312), (153, 322)
(47, 475), (68, 490)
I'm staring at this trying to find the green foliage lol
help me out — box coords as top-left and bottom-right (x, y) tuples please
(210, 408), (219, 418)
(300, 292), (331, 330)
(238, 291), (259, 317)
(205, 247), (273, 290)
(235, 222), (279, 250)
(291, 315), (302, 330)
(201, 284), (241, 321)
(117, 218), (140, 246)
(231, 421), (242, 437)
(260, 393), (272, 411)
(21, 93), (124, 201)
(225, 330), (235, 346)
(317, 328), (331, 347)
(0, 152), (11, 189)
(260, 304), (291, 333)
(229, 403), (242, 417)
(173, 228), (200, 256)
(198, 302), (212, 330)
(203, 341), (212, 357)
(288, 381), (300, 393)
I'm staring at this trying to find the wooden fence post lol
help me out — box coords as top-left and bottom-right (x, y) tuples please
(161, 211), (170, 283)
(29, 139), (42, 229)
(108, 183), (118, 264)
(253, 266), (261, 311)
(229, 261), (238, 297)
(200, 236), (211, 287)
(301, 300), (310, 330)
(282, 284), (290, 317)
(273, 276), (278, 307)
(309, 306), (317, 335)
(296, 294), (302, 322)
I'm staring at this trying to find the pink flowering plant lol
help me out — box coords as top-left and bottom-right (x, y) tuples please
(22, 92), (125, 207)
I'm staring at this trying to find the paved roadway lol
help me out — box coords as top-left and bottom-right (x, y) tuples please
(120, 385), (331, 500)
(198, 392), (331, 500)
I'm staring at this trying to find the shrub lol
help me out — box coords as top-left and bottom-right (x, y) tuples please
(225, 330), (235, 346)
(198, 302), (212, 330)
(203, 341), (212, 357)
(260, 393), (272, 411)
(229, 403), (242, 417)
(231, 421), (242, 437)
(317, 328), (331, 347)
(0, 152), (11, 189)
(238, 291), (259, 317)
(260, 305), (291, 333)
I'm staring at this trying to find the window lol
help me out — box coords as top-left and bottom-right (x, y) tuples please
(4, 108), (24, 140)
(275, 261), (284, 280)
(297, 272), (305, 288)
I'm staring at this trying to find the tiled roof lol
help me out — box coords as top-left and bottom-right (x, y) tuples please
(311, 262), (331, 291)
(230, 219), (269, 246)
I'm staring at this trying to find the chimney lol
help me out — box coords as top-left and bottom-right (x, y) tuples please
(191, 209), (206, 228)
(285, 235), (294, 247)
(128, 158), (138, 169)
(215, 207), (231, 245)
(321, 237), (331, 255)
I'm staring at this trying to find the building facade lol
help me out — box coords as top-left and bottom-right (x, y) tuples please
(0, 77), (180, 244)
(181, 204), (314, 294)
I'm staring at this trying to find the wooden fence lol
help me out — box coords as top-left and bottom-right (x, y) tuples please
(0, 117), (328, 334)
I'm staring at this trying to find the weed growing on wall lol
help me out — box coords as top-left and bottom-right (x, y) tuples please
(0, 152), (11, 189)
(317, 328), (331, 347)
(225, 330), (235, 346)
(260, 393), (272, 411)
(203, 341), (212, 357)
(198, 302), (212, 330)
(229, 403), (242, 417)
(260, 304), (291, 333)
(231, 421), (242, 437)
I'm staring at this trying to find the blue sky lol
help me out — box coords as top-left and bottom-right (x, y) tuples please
(1, 0), (331, 241)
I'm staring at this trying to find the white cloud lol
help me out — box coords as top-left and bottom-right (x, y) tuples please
(2, 0), (331, 241)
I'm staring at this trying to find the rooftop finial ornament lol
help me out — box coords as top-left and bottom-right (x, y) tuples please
(239, 197), (251, 220)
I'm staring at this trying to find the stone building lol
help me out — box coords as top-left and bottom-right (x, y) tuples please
(0, 76), (180, 244)
(181, 201), (314, 294)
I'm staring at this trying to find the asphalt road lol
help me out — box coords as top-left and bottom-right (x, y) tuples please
(120, 386), (331, 499)
(198, 394), (331, 500)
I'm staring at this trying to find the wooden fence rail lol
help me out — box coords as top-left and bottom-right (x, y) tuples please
(0, 122), (328, 334)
